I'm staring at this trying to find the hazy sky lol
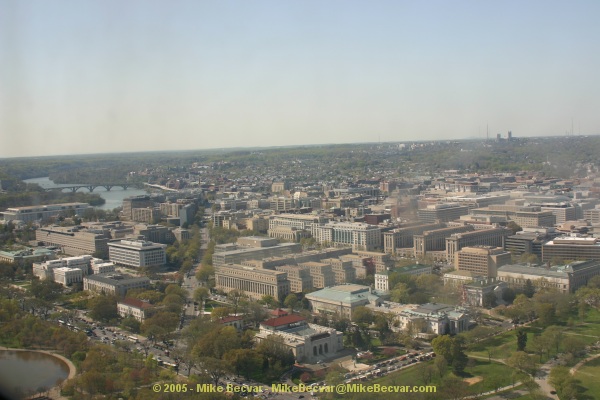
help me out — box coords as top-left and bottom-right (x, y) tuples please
(2, 0), (599, 158)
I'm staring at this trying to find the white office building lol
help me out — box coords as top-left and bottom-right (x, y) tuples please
(108, 239), (167, 268)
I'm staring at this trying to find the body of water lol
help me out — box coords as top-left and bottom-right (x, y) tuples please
(0, 350), (69, 399)
(24, 177), (148, 210)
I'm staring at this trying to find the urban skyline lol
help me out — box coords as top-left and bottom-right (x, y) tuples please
(2, 0), (600, 158)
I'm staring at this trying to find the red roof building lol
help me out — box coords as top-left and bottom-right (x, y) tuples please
(261, 314), (305, 331)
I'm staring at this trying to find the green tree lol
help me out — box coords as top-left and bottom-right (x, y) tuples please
(283, 294), (299, 310)
(507, 221), (522, 235)
(541, 325), (563, 355)
(30, 279), (64, 302)
(121, 316), (141, 333)
(223, 349), (262, 379)
(351, 306), (374, 325)
(535, 302), (555, 326)
(197, 357), (230, 386)
(193, 326), (241, 359)
(89, 295), (118, 322)
(141, 311), (179, 340)
(549, 366), (580, 400)
(390, 282), (410, 303)
(193, 287), (210, 309)
(524, 279), (536, 298)
(506, 351), (537, 376)
(196, 264), (215, 285)
(562, 336), (585, 356)
(516, 328), (528, 351)
(432, 335), (454, 363)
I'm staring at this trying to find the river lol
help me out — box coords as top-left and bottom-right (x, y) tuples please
(24, 177), (149, 210)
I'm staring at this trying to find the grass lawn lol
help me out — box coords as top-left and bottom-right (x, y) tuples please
(564, 309), (600, 339)
(12, 281), (31, 290)
(466, 327), (538, 360)
(371, 358), (521, 398)
(573, 356), (600, 399)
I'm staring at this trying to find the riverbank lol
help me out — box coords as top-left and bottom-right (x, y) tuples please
(0, 347), (76, 399)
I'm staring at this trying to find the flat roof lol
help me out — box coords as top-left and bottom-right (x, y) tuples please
(262, 314), (305, 327)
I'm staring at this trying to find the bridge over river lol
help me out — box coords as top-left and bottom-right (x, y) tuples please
(43, 183), (134, 192)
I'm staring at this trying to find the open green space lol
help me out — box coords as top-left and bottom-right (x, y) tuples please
(466, 327), (538, 359)
(371, 358), (522, 398)
(574, 356), (600, 399)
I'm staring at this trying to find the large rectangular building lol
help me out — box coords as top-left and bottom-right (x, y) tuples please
(413, 225), (472, 258)
(497, 260), (600, 293)
(122, 196), (154, 221)
(368, 302), (470, 335)
(268, 213), (329, 237)
(2, 203), (91, 223)
(305, 284), (382, 319)
(83, 273), (151, 296)
(541, 236), (600, 263)
(215, 264), (290, 301)
(35, 226), (110, 257)
(383, 222), (444, 254)
(254, 315), (343, 364)
(33, 255), (96, 280)
(107, 239), (167, 268)
(314, 222), (382, 251)
(445, 227), (511, 265)
(417, 203), (470, 224)
(455, 246), (512, 278)
(470, 205), (556, 228)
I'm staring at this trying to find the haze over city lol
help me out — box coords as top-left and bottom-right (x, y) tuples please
(2, 0), (600, 158)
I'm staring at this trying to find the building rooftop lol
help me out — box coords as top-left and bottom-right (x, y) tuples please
(305, 284), (380, 305)
(395, 264), (432, 273)
(119, 297), (153, 309)
(85, 273), (150, 285)
(261, 314), (305, 328)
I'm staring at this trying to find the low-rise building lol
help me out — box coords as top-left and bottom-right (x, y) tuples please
(369, 302), (470, 335)
(394, 263), (433, 276)
(497, 260), (600, 293)
(33, 255), (97, 280)
(91, 260), (116, 274)
(305, 284), (382, 319)
(218, 315), (244, 331)
(463, 278), (508, 307)
(83, 273), (151, 297)
(2, 203), (91, 223)
(53, 267), (84, 286)
(117, 298), (154, 321)
(0, 248), (55, 264)
(254, 315), (343, 363)
(443, 270), (480, 287)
